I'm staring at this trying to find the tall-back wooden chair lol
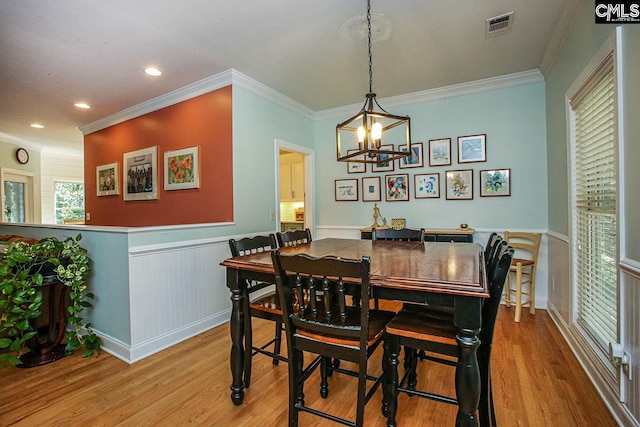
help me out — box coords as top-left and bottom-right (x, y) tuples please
(503, 231), (542, 322)
(228, 234), (285, 388)
(371, 227), (425, 242)
(383, 244), (514, 427)
(272, 250), (395, 427)
(277, 228), (312, 247)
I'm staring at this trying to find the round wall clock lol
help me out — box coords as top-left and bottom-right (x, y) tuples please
(16, 148), (29, 164)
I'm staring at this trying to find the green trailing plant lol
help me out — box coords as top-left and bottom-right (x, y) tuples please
(0, 234), (101, 367)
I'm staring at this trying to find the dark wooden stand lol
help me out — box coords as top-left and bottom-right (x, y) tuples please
(18, 278), (71, 368)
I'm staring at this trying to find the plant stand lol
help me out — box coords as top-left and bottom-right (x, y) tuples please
(18, 278), (71, 368)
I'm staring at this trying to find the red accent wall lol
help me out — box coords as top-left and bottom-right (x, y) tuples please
(84, 86), (233, 226)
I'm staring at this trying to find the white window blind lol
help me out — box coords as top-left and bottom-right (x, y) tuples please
(571, 54), (618, 351)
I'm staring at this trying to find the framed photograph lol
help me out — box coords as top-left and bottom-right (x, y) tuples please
(335, 179), (358, 201)
(385, 173), (409, 202)
(96, 162), (119, 196)
(428, 138), (452, 167)
(414, 173), (440, 199)
(164, 146), (200, 190)
(372, 144), (395, 172)
(362, 176), (381, 202)
(457, 134), (486, 163)
(445, 169), (473, 200)
(346, 149), (366, 174)
(399, 142), (423, 169)
(480, 168), (511, 197)
(123, 146), (158, 201)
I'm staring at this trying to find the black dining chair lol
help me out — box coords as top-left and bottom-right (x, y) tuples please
(272, 250), (396, 427)
(382, 244), (514, 427)
(277, 228), (312, 247)
(228, 234), (286, 388)
(371, 227), (425, 242)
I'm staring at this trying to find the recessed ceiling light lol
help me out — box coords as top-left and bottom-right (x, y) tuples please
(30, 123), (44, 129)
(144, 67), (163, 77)
(74, 102), (91, 109)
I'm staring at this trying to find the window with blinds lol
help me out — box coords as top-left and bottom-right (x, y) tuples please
(570, 53), (618, 352)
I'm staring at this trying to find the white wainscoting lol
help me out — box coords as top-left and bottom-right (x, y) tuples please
(123, 238), (232, 363)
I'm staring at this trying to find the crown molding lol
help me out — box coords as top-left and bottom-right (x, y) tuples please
(539, 0), (585, 76)
(78, 70), (234, 135)
(314, 69), (544, 121)
(78, 69), (315, 136)
(0, 132), (44, 152)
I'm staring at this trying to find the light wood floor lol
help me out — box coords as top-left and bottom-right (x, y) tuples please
(0, 307), (618, 427)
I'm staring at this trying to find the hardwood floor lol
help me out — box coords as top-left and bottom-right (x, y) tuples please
(0, 307), (618, 427)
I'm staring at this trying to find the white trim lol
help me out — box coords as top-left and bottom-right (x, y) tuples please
(539, 0), (586, 76)
(620, 258), (640, 279)
(547, 229), (569, 243)
(315, 70), (544, 121)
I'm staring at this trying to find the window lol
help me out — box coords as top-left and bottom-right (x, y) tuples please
(569, 46), (618, 358)
(54, 181), (85, 224)
(1, 169), (34, 223)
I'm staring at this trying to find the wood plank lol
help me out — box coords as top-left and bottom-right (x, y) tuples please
(0, 307), (618, 426)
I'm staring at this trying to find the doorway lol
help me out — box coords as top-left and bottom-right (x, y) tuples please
(275, 140), (314, 235)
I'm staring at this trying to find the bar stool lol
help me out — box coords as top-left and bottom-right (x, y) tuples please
(503, 231), (542, 322)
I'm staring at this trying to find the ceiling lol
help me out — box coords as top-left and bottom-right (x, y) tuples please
(0, 0), (582, 155)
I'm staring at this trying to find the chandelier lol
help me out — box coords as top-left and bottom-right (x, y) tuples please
(336, 0), (411, 164)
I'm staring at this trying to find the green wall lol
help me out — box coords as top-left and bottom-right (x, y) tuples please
(314, 82), (548, 231)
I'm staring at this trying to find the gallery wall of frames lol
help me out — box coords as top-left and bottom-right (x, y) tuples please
(335, 134), (511, 203)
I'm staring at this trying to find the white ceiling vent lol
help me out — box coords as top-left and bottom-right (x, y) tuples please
(485, 12), (514, 38)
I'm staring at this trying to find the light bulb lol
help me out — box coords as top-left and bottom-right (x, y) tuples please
(357, 126), (365, 143)
(371, 122), (382, 140)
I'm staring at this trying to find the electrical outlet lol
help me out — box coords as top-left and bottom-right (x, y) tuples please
(85, 212), (91, 221)
(270, 211), (275, 221)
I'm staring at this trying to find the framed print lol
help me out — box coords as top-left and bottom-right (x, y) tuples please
(346, 149), (366, 174)
(399, 142), (423, 169)
(445, 169), (473, 200)
(123, 146), (158, 201)
(385, 173), (409, 202)
(457, 134), (486, 163)
(480, 168), (511, 197)
(96, 162), (119, 196)
(362, 176), (381, 202)
(372, 144), (395, 172)
(335, 179), (358, 201)
(414, 173), (440, 199)
(164, 146), (200, 190)
(428, 138), (452, 167)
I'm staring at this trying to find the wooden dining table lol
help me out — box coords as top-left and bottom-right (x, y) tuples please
(221, 238), (487, 427)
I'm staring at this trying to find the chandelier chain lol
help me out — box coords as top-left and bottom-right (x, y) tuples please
(367, 0), (373, 94)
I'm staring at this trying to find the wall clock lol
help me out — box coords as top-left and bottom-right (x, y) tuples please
(16, 148), (29, 164)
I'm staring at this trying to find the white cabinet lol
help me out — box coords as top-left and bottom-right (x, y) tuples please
(280, 160), (304, 202)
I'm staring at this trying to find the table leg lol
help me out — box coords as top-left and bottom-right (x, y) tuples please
(383, 335), (400, 427)
(228, 268), (246, 405)
(455, 327), (481, 427)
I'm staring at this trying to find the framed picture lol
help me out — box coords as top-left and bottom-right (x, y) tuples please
(123, 146), (158, 201)
(385, 173), (409, 202)
(428, 138), (452, 167)
(346, 149), (366, 174)
(362, 176), (381, 202)
(335, 179), (358, 201)
(480, 168), (511, 197)
(445, 169), (473, 200)
(399, 142), (423, 169)
(457, 134), (486, 163)
(96, 162), (119, 196)
(414, 173), (440, 199)
(372, 144), (395, 172)
(164, 146), (200, 190)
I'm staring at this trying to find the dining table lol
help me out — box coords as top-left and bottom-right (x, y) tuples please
(221, 238), (487, 427)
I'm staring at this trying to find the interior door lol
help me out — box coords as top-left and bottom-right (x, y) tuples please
(1, 169), (35, 223)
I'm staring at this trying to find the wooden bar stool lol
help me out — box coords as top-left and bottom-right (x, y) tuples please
(503, 231), (542, 322)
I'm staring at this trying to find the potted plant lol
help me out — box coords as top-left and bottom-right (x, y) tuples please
(0, 234), (101, 367)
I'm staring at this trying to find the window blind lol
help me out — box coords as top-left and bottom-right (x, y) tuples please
(572, 55), (618, 351)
